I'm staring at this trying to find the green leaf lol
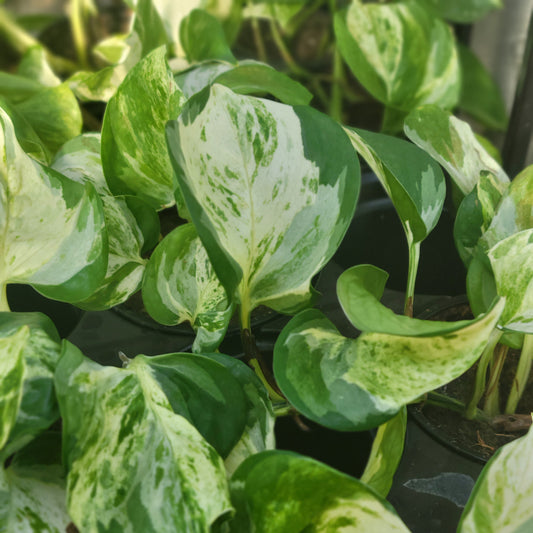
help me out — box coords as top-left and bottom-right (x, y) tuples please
(135, 352), (248, 459)
(458, 422), (533, 532)
(344, 127), (445, 243)
(419, 0), (502, 23)
(180, 9), (236, 63)
(55, 342), (233, 532)
(17, 46), (60, 88)
(489, 229), (533, 333)
(466, 251), (498, 317)
(458, 43), (507, 131)
(404, 105), (509, 195)
(0, 313), (61, 462)
(101, 45), (185, 210)
(0, 110), (108, 304)
(228, 450), (410, 532)
(273, 300), (504, 431)
(0, 72), (42, 104)
(143, 223), (232, 353)
(206, 353), (275, 476)
(361, 407), (407, 498)
(334, 0), (460, 112)
(0, 432), (70, 533)
(166, 84), (360, 318)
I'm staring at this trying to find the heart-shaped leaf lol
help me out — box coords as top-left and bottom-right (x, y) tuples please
(404, 105), (509, 195)
(334, 0), (460, 112)
(0, 110), (107, 306)
(55, 342), (232, 532)
(458, 422), (533, 532)
(166, 84), (360, 323)
(143, 223), (232, 353)
(273, 299), (504, 431)
(227, 450), (410, 532)
(101, 46), (186, 211)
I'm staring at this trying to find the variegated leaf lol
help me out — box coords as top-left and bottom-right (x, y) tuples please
(167, 84), (360, 319)
(55, 342), (232, 532)
(489, 230), (533, 333)
(420, 0), (502, 23)
(273, 301), (504, 431)
(458, 422), (533, 533)
(404, 105), (509, 195)
(228, 450), (410, 532)
(205, 353), (275, 476)
(0, 432), (70, 533)
(101, 46), (185, 210)
(53, 133), (158, 310)
(0, 110), (107, 306)
(143, 223), (232, 353)
(344, 127), (445, 243)
(361, 407), (407, 498)
(0, 313), (61, 462)
(334, 0), (460, 112)
(136, 352), (247, 458)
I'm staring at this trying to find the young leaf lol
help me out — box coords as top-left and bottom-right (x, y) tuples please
(273, 300), (504, 431)
(0, 110), (107, 306)
(228, 450), (410, 532)
(101, 46), (186, 211)
(361, 407), (407, 498)
(458, 422), (533, 532)
(419, 0), (502, 23)
(0, 432), (70, 533)
(142, 223), (232, 353)
(166, 84), (360, 321)
(404, 105), (509, 195)
(0, 313), (61, 462)
(206, 353), (275, 476)
(334, 0), (460, 112)
(55, 342), (233, 532)
(17, 46), (60, 88)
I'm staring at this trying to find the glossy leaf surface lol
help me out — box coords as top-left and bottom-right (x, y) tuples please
(101, 46), (185, 210)
(55, 342), (232, 533)
(458, 423), (533, 532)
(0, 110), (107, 304)
(167, 84), (360, 316)
(273, 300), (504, 431)
(228, 450), (410, 532)
(334, 0), (460, 112)
(404, 106), (509, 195)
(143, 223), (232, 353)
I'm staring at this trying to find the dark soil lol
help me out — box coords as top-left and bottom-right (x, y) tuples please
(413, 302), (533, 461)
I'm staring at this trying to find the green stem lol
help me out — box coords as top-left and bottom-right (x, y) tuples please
(285, 0), (326, 36)
(404, 232), (420, 317)
(0, 283), (10, 312)
(250, 15), (267, 64)
(268, 18), (307, 77)
(426, 391), (489, 422)
(483, 342), (509, 416)
(329, 45), (343, 122)
(70, 0), (94, 69)
(505, 334), (533, 414)
(0, 7), (77, 74)
(466, 328), (503, 419)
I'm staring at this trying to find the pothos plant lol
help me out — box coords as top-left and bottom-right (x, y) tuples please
(0, 3), (532, 533)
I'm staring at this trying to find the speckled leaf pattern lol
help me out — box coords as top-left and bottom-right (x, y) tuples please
(361, 407), (407, 498)
(167, 84), (359, 316)
(489, 230), (533, 333)
(0, 110), (107, 304)
(228, 450), (410, 532)
(334, 0), (460, 112)
(55, 342), (232, 533)
(101, 46), (185, 210)
(404, 106), (509, 195)
(345, 127), (445, 242)
(0, 313), (61, 463)
(458, 423), (533, 533)
(273, 301), (504, 431)
(0, 432), (70, 533)
(143, 223), (232, 353)
(205, 353), (275, 477)
(419, 0), (502, 23)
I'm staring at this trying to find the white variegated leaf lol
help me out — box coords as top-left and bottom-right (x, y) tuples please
(167, 84), (359, 317)
(55, 342), (232, 532)
(404, 106), (509, 195)
(458, 423), (533, 533)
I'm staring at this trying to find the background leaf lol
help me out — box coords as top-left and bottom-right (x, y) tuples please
(419, 0), (502, 23)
